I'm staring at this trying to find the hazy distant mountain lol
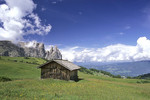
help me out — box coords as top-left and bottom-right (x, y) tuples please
(76, 61), (150, 77)
(0, 41), (62, 60)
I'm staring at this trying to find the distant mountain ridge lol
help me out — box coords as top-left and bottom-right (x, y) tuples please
(76, 60), (150, 77)
(0, 41), (62, 60)
(99, 61), (150, 76)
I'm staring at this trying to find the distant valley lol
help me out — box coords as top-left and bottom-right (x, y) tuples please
(76, 60), (150, 77)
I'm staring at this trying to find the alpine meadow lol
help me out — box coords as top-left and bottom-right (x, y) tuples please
(1, 0), (150, 100)
(0, 56), (150, 100)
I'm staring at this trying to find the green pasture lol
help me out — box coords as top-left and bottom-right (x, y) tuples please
(0, 56), (150, 100)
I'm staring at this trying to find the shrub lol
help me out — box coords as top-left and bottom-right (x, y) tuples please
(113, 75), (121, 78)
(24, 57), (29, 59)
(127, 76), (132, 79)
(100, 70), (114, 77)
(137, 80), (150, 84)
(20, 60), (23, 62)
(79, 66), (94, 75)
(13, 60), (17, 62)
(0, 76), (12, 82)
(89, 68), (100, 73)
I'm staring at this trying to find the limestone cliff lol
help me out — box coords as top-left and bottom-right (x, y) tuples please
(0, 41), (62, 60)
(45, 46), (62, 60)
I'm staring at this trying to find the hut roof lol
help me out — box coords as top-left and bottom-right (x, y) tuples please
(38, 59), (80, 71)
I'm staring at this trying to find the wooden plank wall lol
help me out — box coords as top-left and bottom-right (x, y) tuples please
(41, 62), (71, 80)
(70, 70), (78, 80)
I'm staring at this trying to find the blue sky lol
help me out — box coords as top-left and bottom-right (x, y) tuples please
(25, 0), (150, 48)
(1, 0), (150, 62)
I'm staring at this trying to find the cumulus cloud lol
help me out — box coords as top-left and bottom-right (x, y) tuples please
(0, 0), (51, 42)
(24, 40), (38, 48)
(61, 37), (150, 62)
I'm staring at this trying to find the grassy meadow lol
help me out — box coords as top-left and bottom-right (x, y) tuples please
(0, 56), (150, 100)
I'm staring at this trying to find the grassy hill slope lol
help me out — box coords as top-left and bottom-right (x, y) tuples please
(135, 73), (150, 79)
(0, 56), (46, 79)
(0, 56), (150, 100)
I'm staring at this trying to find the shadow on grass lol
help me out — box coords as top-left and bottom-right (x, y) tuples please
(74, 78), (84, 82)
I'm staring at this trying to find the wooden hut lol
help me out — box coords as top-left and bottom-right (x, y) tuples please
(38, 59), (80, 81)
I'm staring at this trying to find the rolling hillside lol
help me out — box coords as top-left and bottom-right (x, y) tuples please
(0, 57), (150, 100)
(135, 73), (150, 79)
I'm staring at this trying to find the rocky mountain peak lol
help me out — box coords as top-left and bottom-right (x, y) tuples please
(45, 46), (62, 60)
(17, 41), (46, 58)
(0, 41), (62, 60)
(49, 46), (54, 54)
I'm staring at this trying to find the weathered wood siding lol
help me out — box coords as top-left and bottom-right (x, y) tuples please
(41, 61), (72, 80)
(70, 70), (78, 80)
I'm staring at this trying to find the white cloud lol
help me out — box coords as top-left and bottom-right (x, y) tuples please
(5, 0), (36, 15)
(61, 37), (150, 62)
(0, 0), (51, 42)
(24, 40), (38, 48)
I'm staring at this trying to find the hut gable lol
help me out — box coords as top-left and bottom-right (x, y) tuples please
(38, 59), (80, 81)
